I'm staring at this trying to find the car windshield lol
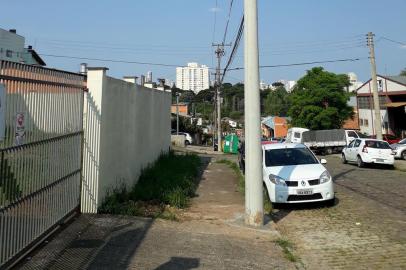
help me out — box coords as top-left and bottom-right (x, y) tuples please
(398, 138), (406, 144)
(265, 148), (319, 167)
(365, 140), (391, 149)
(357, 132), (369, 138)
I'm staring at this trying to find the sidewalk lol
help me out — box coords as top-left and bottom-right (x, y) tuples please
(16, 154), (294, 270)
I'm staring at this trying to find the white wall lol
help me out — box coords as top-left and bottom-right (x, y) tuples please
(81, 68), (171, 213)
(358, 108), (388, 135)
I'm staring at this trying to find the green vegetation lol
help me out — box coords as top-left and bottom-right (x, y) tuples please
(263, 85), (289, 117)
(288, 67), (354, 130)
(400, 68), (406, 76)
(99, 152), (201, 217)
(275, 238), (300, 263)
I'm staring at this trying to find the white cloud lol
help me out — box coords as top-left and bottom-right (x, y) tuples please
(401, 45), (406, 49)
(209, 7), (221, 12)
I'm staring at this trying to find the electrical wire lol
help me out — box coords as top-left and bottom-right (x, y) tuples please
(227, 57), (365, 71)
(380, 36), (406, 47)
(221, 15), (244, 83)
(222, 0), (234, 44)
(37, 53), (189, 68)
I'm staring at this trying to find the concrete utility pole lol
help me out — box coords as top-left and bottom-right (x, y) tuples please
(212, 43), (230, 152)
(367, 32), (383, 140)
(176, 92), (180, 135)
(244, 0), (263, 226)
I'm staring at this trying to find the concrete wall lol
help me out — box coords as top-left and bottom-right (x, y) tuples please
(81, 68), (171, 213)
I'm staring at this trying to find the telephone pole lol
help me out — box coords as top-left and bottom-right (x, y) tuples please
(212, 43), (231, 152)
(367, 32), (383, 140)
(244, 0), (263, 227)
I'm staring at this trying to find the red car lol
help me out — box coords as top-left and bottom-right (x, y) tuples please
(369, 134), (401, 144)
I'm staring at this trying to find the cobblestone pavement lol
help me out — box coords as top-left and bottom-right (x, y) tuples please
(273, 155), (406, 269)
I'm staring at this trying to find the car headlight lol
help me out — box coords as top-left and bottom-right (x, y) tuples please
(392, 146), (398, 150)
(269, 174), (287, 186)
(319, 170), (331, 184)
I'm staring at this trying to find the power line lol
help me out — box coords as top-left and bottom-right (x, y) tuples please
(380, 36), (406, 46)
(227, 57), (364, 71)
(222, 0), (235, 44)
(221, 15), (244, 82)
(37, 53), (188, 68)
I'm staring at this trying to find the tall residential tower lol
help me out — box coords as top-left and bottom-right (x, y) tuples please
(176, 62), (210, 94)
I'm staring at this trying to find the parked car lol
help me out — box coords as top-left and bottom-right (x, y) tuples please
(391, 138), (406, 160)
(238, 139), (282, 173)
(341, 138), (395, 168)
(171, 131), (193, 145)
(262, 143), (334, 205)
(368, 134), (401, 144)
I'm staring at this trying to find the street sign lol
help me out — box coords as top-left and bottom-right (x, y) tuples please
(0, 84), (5, 141)
(15, 112), (25, 146)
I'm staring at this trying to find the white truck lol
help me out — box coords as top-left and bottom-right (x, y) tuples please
(286, 127), (367, 154)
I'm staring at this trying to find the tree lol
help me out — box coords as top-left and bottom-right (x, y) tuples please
(263, 86), (289, 116)
(288, 67), (353, 130)
(400, 68), (406, 76)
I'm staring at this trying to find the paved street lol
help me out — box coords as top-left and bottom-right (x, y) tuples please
(273, 155), (406, 269)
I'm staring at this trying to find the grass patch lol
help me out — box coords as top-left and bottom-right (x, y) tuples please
(274, 238), (300, 263)
(216, 159), (272, 212)
(99, 151), (201, 218)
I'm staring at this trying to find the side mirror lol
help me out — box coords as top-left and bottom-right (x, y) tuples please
(320, 159), (327, 164)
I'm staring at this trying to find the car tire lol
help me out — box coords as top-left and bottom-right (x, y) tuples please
(357, 156), (364, 168)
(325, 148), (333, 155)
(341, 153), (347, 164)
(402, 151), (406, 160)
(325, 198), (335, 207)
(185, 141), (190, 146)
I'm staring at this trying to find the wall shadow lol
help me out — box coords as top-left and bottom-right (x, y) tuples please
(154, 257), (200, 270)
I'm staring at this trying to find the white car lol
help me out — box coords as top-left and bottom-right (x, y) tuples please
(262, 143), (334, 204)
(341, 138), (395, 167)
(178, 132), (193, 145)
(391, 138), (406, 160)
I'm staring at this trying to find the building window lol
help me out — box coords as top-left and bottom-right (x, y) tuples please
(6, 50), (12, 58)
(364, 119), (369, 126)
(360, 119), (364, 126)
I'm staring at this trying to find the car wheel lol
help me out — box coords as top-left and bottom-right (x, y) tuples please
(357, 156), (364, 168)
(341, 153), (347, 164)
(402, 151), (406, 160)
(325, 198), (335, 207)
(325, 148), (333, 155)
(185, 140), (190, 146)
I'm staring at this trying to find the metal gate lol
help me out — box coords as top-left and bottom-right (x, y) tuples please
(0, 60), (85, 268)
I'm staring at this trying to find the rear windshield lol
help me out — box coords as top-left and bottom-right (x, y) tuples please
(265, 148), (319, 167)
(365, 140), (391, 149)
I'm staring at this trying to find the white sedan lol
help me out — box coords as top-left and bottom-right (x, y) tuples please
(341, 138), (394, 167)
(262, 143), (334, 204)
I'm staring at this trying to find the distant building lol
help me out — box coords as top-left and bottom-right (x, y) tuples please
(0, 28), (45, 66)
(274, 80), (296, 92)
(347, 72), (363, 92)
(261, 116), (289, 138)
(176, 62), (210, 94)
(171, 103), (189, 116)
(260, 81), (269, 90)
(356, 75), (406, 136)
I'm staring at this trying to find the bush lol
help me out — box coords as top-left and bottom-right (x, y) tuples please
(99, 151), (201, 216)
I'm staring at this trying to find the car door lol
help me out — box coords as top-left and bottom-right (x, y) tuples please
(351, 139), (362, 160)
(345, 140), (355, 161)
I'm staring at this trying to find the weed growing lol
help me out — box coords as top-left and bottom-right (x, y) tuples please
(99, 151), (201, 218)
(275, 238), (300, 263)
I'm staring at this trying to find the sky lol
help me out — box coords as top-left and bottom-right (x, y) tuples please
(1, 0), (405, 85)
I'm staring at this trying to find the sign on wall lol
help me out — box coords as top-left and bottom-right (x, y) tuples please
(15, 112), (25, 146)
(0, 84), (5, 141)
